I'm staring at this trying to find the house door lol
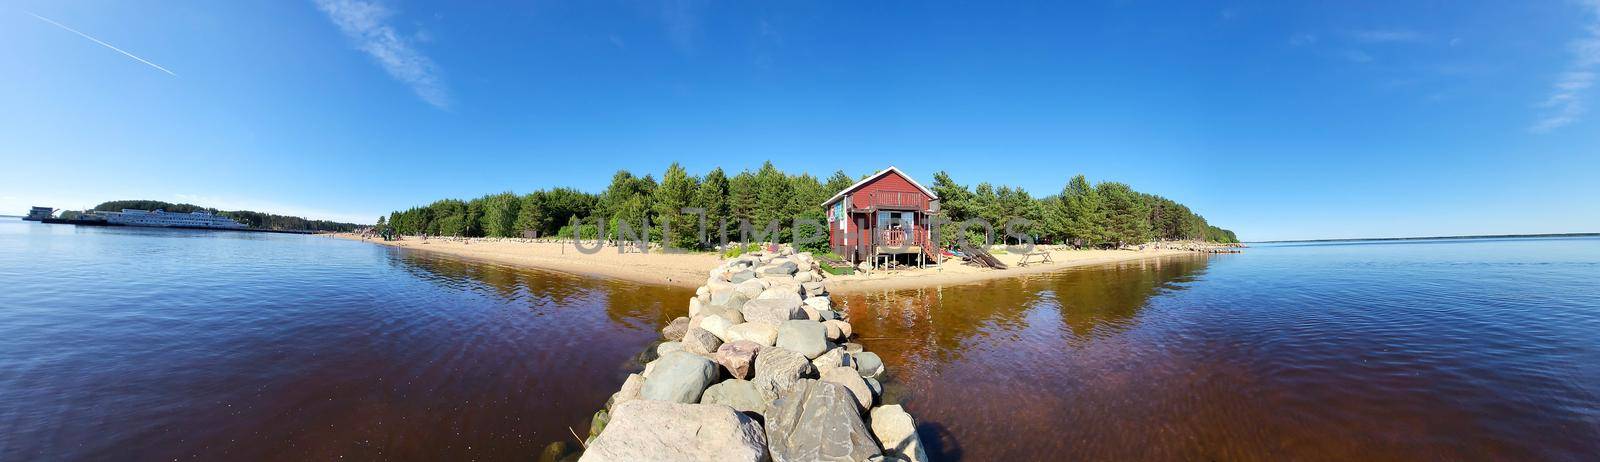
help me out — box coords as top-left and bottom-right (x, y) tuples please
(853, 214), (870, 262)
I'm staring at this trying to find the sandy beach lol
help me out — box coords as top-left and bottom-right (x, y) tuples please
(330, 233), (1210, 292)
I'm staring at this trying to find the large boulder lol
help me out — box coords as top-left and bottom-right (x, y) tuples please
(821, 366), (873, 411)
(655, 342), (684, 358)
(741, 298), (806, 326)
(700, 379), (767, 416)
(756, 260), (799, 277)
(752, 346), (816, 403)
(579, 400), (768, 462)
(714, 340), (761, 379)
(662, 317), (690, 341)
(607, 373), (646, 412)
(803, 296), (832, 311)
(812, 347), (851, 371)
(729, 269), (757, 283)
(735, 279), (767, 300)
(764, 379), (881, 462)
(697, 314), (736, 343)
(802, 281), (827, 297)
(726, 322), (780, 346)
(823, 320), (853, 340)
(709, 289), (751, 312)
(640, 352), (718, 404)
(776, 320), (829, 359)
(854, 351), (884, 378)
(681, 327), (723, 356)
(869, 405), (929, 462)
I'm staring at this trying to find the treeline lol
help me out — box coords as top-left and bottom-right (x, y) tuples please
(384, 162), (854, 250)
(930, 173), (1239, 247)
(382, 162), (1238, 249)
(92, 200), (362, 232)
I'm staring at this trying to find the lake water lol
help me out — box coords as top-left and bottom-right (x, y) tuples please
(2, 218), (1597, 461)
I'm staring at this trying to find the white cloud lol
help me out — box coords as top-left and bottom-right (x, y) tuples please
(314, 0), (450, 109)
(1531, 1), (1600, 132)
(1341, 49), (1374, 63)
(1288, 33), (1318, 46)
(1347, 29), (1425, 43)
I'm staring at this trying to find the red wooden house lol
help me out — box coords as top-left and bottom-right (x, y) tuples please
(822, 166), (940, 267)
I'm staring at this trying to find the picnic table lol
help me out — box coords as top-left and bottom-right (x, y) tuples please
(1017, 250), (1054, 267)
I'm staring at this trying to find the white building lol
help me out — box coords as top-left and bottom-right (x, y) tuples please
(100, 209), (247, 229)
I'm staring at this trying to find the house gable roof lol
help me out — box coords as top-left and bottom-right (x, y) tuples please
(820, 166), (939, 207)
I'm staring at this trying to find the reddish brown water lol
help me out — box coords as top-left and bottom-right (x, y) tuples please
(6, 222), (1598, 461)
(841, 240), (1600, 461)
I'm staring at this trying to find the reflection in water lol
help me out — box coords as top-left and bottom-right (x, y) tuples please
(0, 222), (693, 461)
(839, 256), (1213, 461)
(842, 244), (1600, 461)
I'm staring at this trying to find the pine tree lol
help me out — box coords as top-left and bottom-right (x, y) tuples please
(654, 163), (701, 249)
(695, 167), (731, 242)
(1061, 174), (1105, 247)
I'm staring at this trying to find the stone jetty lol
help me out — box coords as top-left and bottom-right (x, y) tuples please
(558, 247), (929, 462)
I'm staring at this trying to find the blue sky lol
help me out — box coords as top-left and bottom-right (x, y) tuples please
(2, 1), (1597, 241)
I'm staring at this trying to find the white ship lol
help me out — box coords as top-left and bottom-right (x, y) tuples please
(98, 209), (248, 229)
(24, 206), (55, 221)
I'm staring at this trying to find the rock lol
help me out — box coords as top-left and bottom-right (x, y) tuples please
(764, 379), (881, 462)
(864, 376), (882, 399)
(823, 319), (853, 340)
(794, 271), (816, 283)
(681, 327), (723, 356)
(656, 342), (684, 358)
(776, 320), (829, 359)
(735, 279), (766, 300)
(821, 320), (842, 341)
(714, 340), (761, 379)
(726, 322), (779, 346)
(802, 281), (827, 297)
(843, 342), (865, 354)
(857, 261), (871, 272)
(812, 347), (850, 371)
(854, 351), (884, 378)
(801, 306), (823, 322)
(539, 441), (577, 462)
(662, 317), (690, 341)
(756, 260), (799, 277)
(821, 366), (873, 411)
(588, 408), (611, 438)
(696, 286), (710, 298)
(701, 379), (767, 416)
(870, 405), (929, 462)
(580, 400), (768, 462)
(818, 309), (841, 321)
(804, 296), (832, 311)
(608, 373), (645, 412)
(741, 298), (806, 326)
(640, 352), (718, 404)
(688, 297), (705, 318)
(698, 314), (735, 343)
(709, 288), (751, 312)
(729, 269), (757, 283)
(752, 346), (816, 403)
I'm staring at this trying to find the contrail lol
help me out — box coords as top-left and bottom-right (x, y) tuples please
(27, 12), (177, 76)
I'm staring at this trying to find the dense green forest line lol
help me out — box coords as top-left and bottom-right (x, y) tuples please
(382, 162), (1238, 249)
(91, 200), (361, 232)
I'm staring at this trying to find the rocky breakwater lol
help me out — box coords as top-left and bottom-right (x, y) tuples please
(563, 248), (929, 462)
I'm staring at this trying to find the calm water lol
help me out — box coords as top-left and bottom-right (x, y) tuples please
(0, 218), (690, 460)
(841, 237), (1600, 461)
(3, 218), (1598, 461)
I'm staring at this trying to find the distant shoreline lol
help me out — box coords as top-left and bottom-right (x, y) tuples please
(328, 233), (1216, 292)
(1251, 232), (1598, 244)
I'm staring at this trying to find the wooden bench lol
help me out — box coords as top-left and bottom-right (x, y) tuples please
(1017, 250), (1054, 267)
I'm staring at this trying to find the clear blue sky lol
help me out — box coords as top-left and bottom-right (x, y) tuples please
(2, 1), (1597, 241)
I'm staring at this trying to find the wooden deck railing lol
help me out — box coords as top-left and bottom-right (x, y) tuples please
(862, 191), (927, 210)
